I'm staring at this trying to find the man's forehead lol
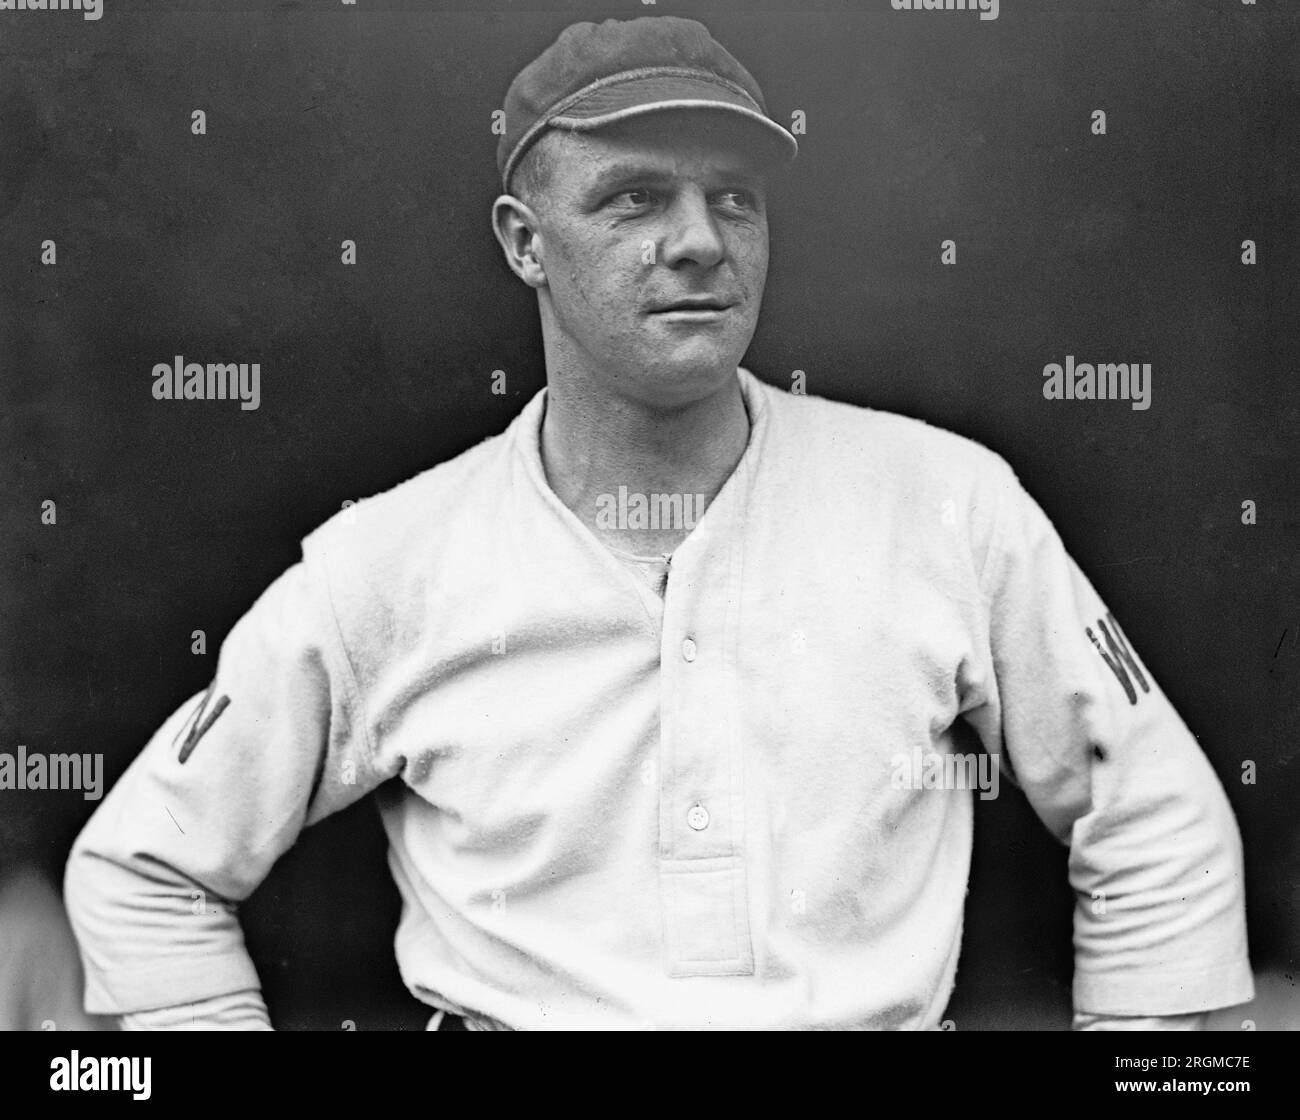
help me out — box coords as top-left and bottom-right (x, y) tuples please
(564, 125), (769, 184)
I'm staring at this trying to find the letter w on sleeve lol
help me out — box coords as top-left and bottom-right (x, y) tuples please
(64, 552), (399, 1016)
(969, 463), (1253, 1018)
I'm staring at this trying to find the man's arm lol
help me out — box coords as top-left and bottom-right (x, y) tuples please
(64, 549), (395, 1028)
(965, 459), (1253, 1026)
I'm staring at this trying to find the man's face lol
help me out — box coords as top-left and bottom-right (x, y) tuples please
(525, 113), (771, 409)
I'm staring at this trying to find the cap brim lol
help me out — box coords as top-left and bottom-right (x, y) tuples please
(502, 71), (798, 191)
(550, 73), (797, 168)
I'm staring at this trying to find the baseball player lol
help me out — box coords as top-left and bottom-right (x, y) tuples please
(65, 17), (1252, 1030)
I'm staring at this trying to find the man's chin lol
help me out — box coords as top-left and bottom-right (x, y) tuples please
(625, 357), (742, 411)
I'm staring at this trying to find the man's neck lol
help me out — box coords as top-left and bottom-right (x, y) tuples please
(539, 370), (751, 557)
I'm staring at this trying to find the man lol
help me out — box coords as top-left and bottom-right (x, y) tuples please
(65, 16), (1252, 1030)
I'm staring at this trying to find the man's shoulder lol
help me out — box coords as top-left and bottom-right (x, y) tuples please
(761, 378), (1015, 485)
(301, 418), (514, 572)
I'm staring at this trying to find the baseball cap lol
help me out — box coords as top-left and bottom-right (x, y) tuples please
(498, 17), (798, 193)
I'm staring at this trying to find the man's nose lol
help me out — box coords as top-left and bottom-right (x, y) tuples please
(659, 188), (725, 269)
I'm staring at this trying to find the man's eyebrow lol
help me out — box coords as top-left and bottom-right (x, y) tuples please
(583, 161), (765, 197)
(583, 164), (672, 194)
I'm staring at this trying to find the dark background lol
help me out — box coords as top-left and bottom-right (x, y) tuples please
(2, 0), (1296, 1029)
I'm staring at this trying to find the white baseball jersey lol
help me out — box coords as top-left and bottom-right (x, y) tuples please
(66, 367), (1253, 1029)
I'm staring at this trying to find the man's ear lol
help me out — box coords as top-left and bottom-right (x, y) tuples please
(492, 195), (548, 289)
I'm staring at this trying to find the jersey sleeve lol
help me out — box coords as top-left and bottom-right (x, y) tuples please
(64, 546), (396, 1017)
(119, 989), (273, 1031)
(969, 460), (1254, 1017)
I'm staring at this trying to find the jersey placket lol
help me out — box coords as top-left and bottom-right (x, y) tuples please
(655, 469), (755, 979)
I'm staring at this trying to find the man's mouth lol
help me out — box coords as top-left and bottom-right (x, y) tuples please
(648, 297), (736, 316)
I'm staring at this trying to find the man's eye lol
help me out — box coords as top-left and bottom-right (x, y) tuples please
(714, 190), (756, 210)
(611, 188), (655, 208)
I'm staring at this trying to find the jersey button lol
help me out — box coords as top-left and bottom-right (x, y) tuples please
(681, 637), (698, 662)
(687, 803), (710, 831)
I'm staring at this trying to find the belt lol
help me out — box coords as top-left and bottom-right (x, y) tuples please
(430, 1009), (469, 1031)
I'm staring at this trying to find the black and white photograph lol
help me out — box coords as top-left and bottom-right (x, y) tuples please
(1, 0), (1296, 1086)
